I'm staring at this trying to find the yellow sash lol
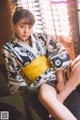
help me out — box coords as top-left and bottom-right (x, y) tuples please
(22, 56), (51, 82)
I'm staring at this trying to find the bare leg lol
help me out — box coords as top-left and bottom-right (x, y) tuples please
(72, 55), (80, 68)
(38, 84), (77, 120)
(57, 61), (80, 103)
(55, 54), (80, 93)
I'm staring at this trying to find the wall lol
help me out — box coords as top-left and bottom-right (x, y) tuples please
(0, 0), (12, 64)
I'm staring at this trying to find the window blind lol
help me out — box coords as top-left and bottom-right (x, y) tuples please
(8, 0), (80, 58)
(51, 0), (70, 36)
(9, 0), (71, 36)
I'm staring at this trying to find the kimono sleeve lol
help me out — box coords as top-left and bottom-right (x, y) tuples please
(1, 45), (27, 94)
(47, 36), (72, 70)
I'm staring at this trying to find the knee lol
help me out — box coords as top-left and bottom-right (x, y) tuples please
(77, 55), (80, 60)
(38, 84), (48, 103)
(75, 62), (80, 71)
(38, 84), (57, 103)
(73, 62), (80, 76)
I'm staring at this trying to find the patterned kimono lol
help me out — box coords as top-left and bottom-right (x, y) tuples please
(2, 33), (72, 94)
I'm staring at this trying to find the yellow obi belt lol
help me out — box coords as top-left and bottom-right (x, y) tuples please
(22, 56), (51, 82)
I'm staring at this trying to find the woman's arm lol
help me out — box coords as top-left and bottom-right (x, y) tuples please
(2, 46), (27, 94)
(46, 35), (71, 91)
(46, 35), (72, 70)
(56, 69), (65, 93)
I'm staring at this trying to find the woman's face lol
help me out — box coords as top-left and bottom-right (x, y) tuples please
(14, 18), (33, 41)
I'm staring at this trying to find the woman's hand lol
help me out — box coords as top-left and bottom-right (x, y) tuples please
(56, 80), (65, 93)
(57, 93), (64, 104)
(56, 69), (65, 93)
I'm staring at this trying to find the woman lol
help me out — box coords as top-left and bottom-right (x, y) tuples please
(2, 8), (80, 120)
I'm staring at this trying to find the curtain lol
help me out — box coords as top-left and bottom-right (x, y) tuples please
(67, 0), (80, 57)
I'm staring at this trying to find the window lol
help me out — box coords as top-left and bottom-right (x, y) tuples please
(9, 0), (70, 36)
(51, 0), (70, 36)
(9, 0), (79, 39)
(8, 0), (80, 58)
(77, 0), (80, 34)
